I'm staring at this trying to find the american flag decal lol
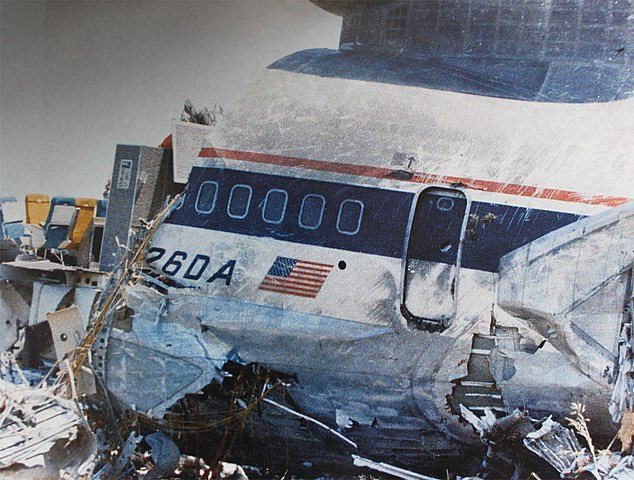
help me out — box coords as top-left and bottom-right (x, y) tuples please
(259, 256), (333, 298)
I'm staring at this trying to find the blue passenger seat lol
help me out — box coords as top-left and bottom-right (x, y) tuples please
(42, 196), (78, 249)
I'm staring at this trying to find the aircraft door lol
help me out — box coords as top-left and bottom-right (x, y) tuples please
(402, 187), (468, 326)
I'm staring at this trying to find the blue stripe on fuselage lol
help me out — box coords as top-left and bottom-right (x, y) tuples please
(165, 167), (584, 273)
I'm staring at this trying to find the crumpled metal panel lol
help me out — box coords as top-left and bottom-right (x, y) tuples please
(0, 282), (29, 351)
(29, 282), (72, 326)
(498, 203), (632, 320)
(103, 284), (464, 461)
(497, 201), (633, 381)
(498, 201), (633, 317)
(104, 285), (231, 418)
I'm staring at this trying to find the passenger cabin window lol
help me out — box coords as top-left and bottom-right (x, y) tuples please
(299, 194), (325, 230)
(403, 188), (467, 326)
(195, 181), (218, 214)
(337, 200), (364, 235)
(262, 189), (288, 224)
(227, 184), (252, 219)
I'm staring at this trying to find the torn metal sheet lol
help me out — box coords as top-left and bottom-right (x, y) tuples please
(0, 263), (41, 284)
(181, 99), (222, 132)
(498, 201), (634, 380)
(102, 283), (461, 468)
(46, 306), (84, 360)
(0, 281), (30, 352)
(218, 462), (249, 480)
(498, 202), (633, 320)
(523, 417), (582, 474)
(145, 432), (181, 476)
(11, 276), (99, 333)
(524, 415), (634, 479)
(459, 401), (634, 479)
(73, 286), (99, 327)
(3, 259), (78, 273)
(29, 282), (73, 326)
(106, 431), (143, 479)
(1, 259), (106, 295)
(610, 296), (634, 424)
(104, 284), (232, 418)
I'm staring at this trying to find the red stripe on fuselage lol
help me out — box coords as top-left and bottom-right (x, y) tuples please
(159, 135), (629, 208)
(199, 147), (629, 207)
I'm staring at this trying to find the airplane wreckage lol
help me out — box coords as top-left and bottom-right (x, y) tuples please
(1, 0), (634, 478)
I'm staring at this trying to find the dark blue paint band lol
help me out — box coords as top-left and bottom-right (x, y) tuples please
(166, 167), (583, 273)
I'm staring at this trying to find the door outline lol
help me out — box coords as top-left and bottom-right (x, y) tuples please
(400, 185), (471, 330)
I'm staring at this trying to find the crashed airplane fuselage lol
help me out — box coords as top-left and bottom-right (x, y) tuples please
(102, 0), (634, 473)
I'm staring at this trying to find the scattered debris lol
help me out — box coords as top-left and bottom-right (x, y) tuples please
(2, 186), (632, 480)
(352, 454), (441, 480)
(263, 397), (358, 450)
(461, 401), (634, 480)
(144, 431), (181, 476)
(0, 376), (97, 478)
(217, 461), (249, 480)
(523, 417), (583, 474)
(0, 96), (631, 479)
(610, 294), (634, 434)
(181, 99), (222, 126)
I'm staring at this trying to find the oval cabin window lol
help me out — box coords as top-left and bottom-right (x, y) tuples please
(262, 189), (288, 224)
(227, 184), (252, 219)
(299, 194), (325, 230)
(337, 199), (364, 235)
(195, 181), (218, 214)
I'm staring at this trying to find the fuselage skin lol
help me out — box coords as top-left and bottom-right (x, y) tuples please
(140, 151), (624, 469)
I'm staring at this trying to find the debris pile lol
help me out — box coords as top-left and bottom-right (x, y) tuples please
(460, 401), (634, 479)
(0, 356), (97, 479)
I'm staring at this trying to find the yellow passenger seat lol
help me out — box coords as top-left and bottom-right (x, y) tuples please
(65, 197), (98, 250)
(25, 194), (50, 225)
